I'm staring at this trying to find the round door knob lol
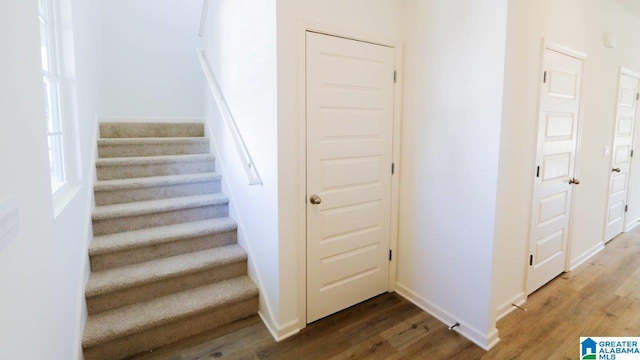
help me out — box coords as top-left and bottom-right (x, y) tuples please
(569, 178), (580, 185)
(309, 195), (322, 205)
(613, 168), (621, 173)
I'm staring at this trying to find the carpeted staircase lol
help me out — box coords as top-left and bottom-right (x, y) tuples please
(82, 122), (258, 360)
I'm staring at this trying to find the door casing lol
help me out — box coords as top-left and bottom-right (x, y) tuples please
(296, 23), (403, 328)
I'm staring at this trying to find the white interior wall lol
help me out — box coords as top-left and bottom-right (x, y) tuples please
(201, 0), (281, 337)
(0, 0), (101, 358)
(493, 0), (640, 320)
(398, 0), (508, 349)
(275, 0), (404, 338)
(101, 0), (203, 118)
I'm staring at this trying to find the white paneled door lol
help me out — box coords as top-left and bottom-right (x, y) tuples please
(527, 47), (584, 295)
(306, 31), (395, 322)
(604, 71), (639, 242)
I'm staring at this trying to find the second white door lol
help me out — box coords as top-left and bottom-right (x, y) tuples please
(604, 71), (639, 242)
(306, 31), (395, 322)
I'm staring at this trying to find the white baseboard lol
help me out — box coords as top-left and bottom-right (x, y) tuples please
(486, 328), (500, 350)
(99, 116), (205, 123)
(496, 292), (526, 321)
(395, 283), (499, 351)
(626, 219), (640, 232)
(569, 241), (605, 271)
(258, 312), (301, 342)
(203, 116), (304, 343)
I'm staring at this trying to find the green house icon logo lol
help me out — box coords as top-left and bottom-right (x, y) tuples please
(581, 338), (597, 359)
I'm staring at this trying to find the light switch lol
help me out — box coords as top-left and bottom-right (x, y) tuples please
(604, 145), (611, 157)
(0, 196), (19, 250)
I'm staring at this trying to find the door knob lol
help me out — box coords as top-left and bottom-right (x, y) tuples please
(613, 168), (621, 173)
(309, 195), (322, 205)
(569, 178), (580, 185)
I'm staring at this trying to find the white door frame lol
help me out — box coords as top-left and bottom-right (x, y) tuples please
(525, 39), (587, 295)
(603, 67), (640, 241)
(296, 21), (403, 326)
(622, 68), (640, 232)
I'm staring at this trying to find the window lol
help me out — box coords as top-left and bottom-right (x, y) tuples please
(39, 0), (66, 193)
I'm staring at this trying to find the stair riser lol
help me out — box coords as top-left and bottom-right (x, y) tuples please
(90, 230), (237, 271)
(83, 297), (257, 360)
(87, 261), (247, 315)
(100, 122), (205, 138)
(95, 180), (221, 206)
(98, 141), (210, 158)
(96, 160), (215, 181)
(93, 204), (229, 236)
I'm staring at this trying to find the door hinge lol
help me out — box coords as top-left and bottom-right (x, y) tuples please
(536, 166), (540, 178)
(529, 255), (533, 266)
(389, 250), (393, 261)
(637, 93), (639, 101)
(393, 70), (397, 83)
(543, 71), (547, 83)
(632, 150), (635, 158)
(625, 205), (629, 213)
(391, 163), (395, 174)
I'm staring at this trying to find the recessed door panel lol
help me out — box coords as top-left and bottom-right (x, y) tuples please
(605, 72), (639, 242)
(322, 157), (382, 189)
(319, 201), (381, 239)
(542, 153), (571, 181)
(618, 116), (633, 136)
(614, 146), (631, 165)
(620, 88), (636, 107)
(535, 230), (564, 265)
(538, 192), (568, 225)
(321, 108), (383, 138)
(306, 32), (394, 322)
(548, 69), (578, 99)
(608, 201), (625, 224)
(528, 48), (583, 295)
(545, 113), (574, 140)
(319, 54), (386, 90)
(321, 244), (380, 287)
(611, 174), (627, 195)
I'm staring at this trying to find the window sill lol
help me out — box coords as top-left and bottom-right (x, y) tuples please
(53, 183), (81, 218)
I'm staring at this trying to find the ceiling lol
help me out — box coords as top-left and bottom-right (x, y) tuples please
(616, 0), (640, 19)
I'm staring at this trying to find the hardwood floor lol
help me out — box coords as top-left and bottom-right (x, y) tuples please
(126, 227), (640, 360)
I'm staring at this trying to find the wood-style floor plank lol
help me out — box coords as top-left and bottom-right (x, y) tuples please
(125, 227), (640, 360)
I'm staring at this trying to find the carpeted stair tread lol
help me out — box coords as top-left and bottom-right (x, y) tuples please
(89, 218), (237, 256)
(85, 244), (247, 297)
(96, 153), (214, 167)
(82, 276), (258, 348)
(94, 172), (221, 192)
(97, 137), (211, 158)
(98, 137), (210, 146)
(100, 122), (204, 138)
(92, 193), (229, 221)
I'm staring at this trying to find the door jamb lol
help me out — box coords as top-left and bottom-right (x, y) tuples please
(622, 68), (640, 233)
(524, 39), (587, 296)
(296, 20), (404, 326)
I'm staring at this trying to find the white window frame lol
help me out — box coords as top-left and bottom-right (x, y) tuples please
(39, 0), (67, 194)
